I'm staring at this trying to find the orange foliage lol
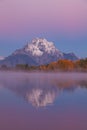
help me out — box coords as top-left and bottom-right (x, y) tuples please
(57, 60), (74, 71)
(40, 60), (74, 71)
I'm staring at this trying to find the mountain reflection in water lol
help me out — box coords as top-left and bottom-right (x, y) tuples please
(0, 72), (87, 108)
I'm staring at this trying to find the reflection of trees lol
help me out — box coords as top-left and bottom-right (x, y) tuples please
(52, 79), (87, 89)
(0, 73), (87, 107)
(78, 80), (87, 88)
(0, 76), (59, 107)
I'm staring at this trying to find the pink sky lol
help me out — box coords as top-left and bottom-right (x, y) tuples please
(0, 0), (87, 36)
(0, 0), (87, 57)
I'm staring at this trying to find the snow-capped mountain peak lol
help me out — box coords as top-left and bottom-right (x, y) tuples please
(23, 38), (60, 56)
(0, 38), (78, 66)
(0, 56), (5, 60)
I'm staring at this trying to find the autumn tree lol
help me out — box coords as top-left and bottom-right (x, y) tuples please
(57, 60), (74, 71)
(75, 58), (87, 71)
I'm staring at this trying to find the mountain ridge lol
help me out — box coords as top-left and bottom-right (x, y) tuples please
(0, 38), (79, 66)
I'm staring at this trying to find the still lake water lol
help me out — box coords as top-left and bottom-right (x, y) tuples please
(0, 72), (87, 130)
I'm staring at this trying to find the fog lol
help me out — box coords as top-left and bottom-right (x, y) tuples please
(0, 71), (87, 81)
(0, 71), (86, 107)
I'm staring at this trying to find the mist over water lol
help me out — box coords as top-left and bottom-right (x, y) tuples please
(0, 72), (87, 130)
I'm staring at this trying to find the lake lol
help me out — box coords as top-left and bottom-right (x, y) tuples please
(0, 72), (87, 130)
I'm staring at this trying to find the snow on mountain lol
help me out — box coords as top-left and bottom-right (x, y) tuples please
(25, 38), (61, 56)
(0, 38), (79, 66)
(0, 56), (5, 60)
(13, 38), (63, 57)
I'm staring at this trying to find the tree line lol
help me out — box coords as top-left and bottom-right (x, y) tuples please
(0, 58), (87, 72)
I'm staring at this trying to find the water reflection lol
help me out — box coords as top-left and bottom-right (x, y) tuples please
(0, 72), (87, 107)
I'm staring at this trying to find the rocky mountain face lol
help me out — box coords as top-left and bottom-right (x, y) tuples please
(0, 38), (78, 66)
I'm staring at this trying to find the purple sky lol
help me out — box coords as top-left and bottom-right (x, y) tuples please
(0, 0), (87, 58)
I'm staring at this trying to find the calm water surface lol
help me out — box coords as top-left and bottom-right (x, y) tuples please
(0, 72), (87, 130)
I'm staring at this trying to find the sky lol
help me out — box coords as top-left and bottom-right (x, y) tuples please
(0, 0), (87, 58)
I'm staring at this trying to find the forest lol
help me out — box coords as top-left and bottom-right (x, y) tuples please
(0, 58), (87, 72)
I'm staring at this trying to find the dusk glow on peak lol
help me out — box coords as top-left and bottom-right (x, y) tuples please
(0, 0), (87, 57)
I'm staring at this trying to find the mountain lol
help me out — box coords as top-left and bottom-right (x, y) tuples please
(0, 38), (78, 67)
(63, 52), (79, 61)
(0, 56), (5, 61)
